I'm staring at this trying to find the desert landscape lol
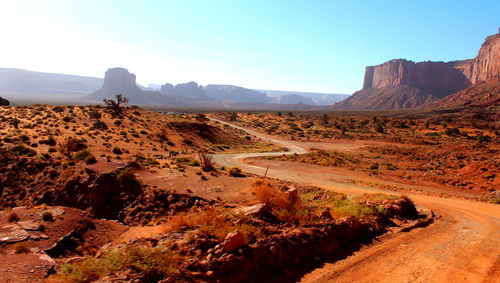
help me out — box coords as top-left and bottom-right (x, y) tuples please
(1, 2), (499, 283)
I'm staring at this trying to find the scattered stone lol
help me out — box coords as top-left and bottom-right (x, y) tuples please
(320, 209), (333, 220)
(240, 203), (270, 217)
(17, 221), (40, 231)
(0, 225), (29, 243)
(221, 230), (245, 253)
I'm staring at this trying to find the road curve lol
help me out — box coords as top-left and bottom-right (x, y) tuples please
(210, 118), (500, 283)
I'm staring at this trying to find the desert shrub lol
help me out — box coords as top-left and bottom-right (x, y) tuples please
(369, 162), (379, 170)
(39, 136), (57, 146)
(445, 128), (460, 136)
(42, 211), (54, 222)
(253, 179), (305, 224)
(476, 132), (491, 144)
(59, 243), (183, 282)
(9, 118), (20, 128)
(7, 212), (20, 222)
(175, 157), (191, 163)
(85, 155), (97, 164)
(490, 198), (500, 204)
(331, 199), (376, 218)
(112, 147), (123, 155)
(74, 149), (95, 164)
(228, 167), (243, 177)
(13, 242), (30, 254)
(10, 145), (36, 157)
(375, 123), (384, 133)
(88, 109), (102, 121)
(53, 106), (64, 113)
(40, 152), (52, 160)
(254, 180), (291, 208)
(62, 116), (73, 122)
(198, 151), (215, 172)
(59, 137), (87, 158)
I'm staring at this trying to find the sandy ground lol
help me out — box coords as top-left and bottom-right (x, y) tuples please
(209, 118), (500, 283)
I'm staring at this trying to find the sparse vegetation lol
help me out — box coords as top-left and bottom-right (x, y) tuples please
(13, 242), (30, 254)
(59, 243), (184, 282)
(228, 166), (244, 177)
(7, 212), (20, 222)
(42, 211), (54, 222)
(103, 94), (129, 116)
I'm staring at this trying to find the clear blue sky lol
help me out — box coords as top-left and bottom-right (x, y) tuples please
(0, 0), (498, 93)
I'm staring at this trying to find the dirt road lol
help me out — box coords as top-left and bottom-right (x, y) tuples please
(210, 118), (500, 283)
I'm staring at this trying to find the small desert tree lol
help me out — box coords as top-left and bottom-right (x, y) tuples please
(58, 137), (87, 158)
(198, 151), (215, 172)
(103, 94), (129, 116)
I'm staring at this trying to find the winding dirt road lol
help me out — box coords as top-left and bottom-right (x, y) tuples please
(210, 118), (500, 283)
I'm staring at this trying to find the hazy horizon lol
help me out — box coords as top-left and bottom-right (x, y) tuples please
(0, 0), (498, 94)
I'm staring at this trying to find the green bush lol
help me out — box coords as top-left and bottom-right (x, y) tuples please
(228, 167), (243, 177)
(445, 128), (460, 136)
(112, 147), (123, 155)
(10, 145), (36, 157)
(85, 155), (97, 164)
(59, 244), (183, 282)
(7, 212), (19, 222)
(74, 150), (93, 161)
(42, 211), (54, 222)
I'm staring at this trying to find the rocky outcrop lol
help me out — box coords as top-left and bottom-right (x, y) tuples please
(335, 30), (500, 110)
(0, 96), (9, 106)
(47, 163), (143, 219)
(333, 86), (437, 110)
(423, 78), (500, 109)
(471, 32), (500, 84)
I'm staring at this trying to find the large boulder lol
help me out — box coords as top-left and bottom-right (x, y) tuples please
(0, 96), (9, 106)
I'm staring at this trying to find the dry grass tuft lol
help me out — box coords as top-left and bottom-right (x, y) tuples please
(253, 179), (300, 210)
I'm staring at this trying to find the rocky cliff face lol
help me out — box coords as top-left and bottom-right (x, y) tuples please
(362, 59), (472, 95)
(335, 30), (500, 110)
(471, 32), (500, 84)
